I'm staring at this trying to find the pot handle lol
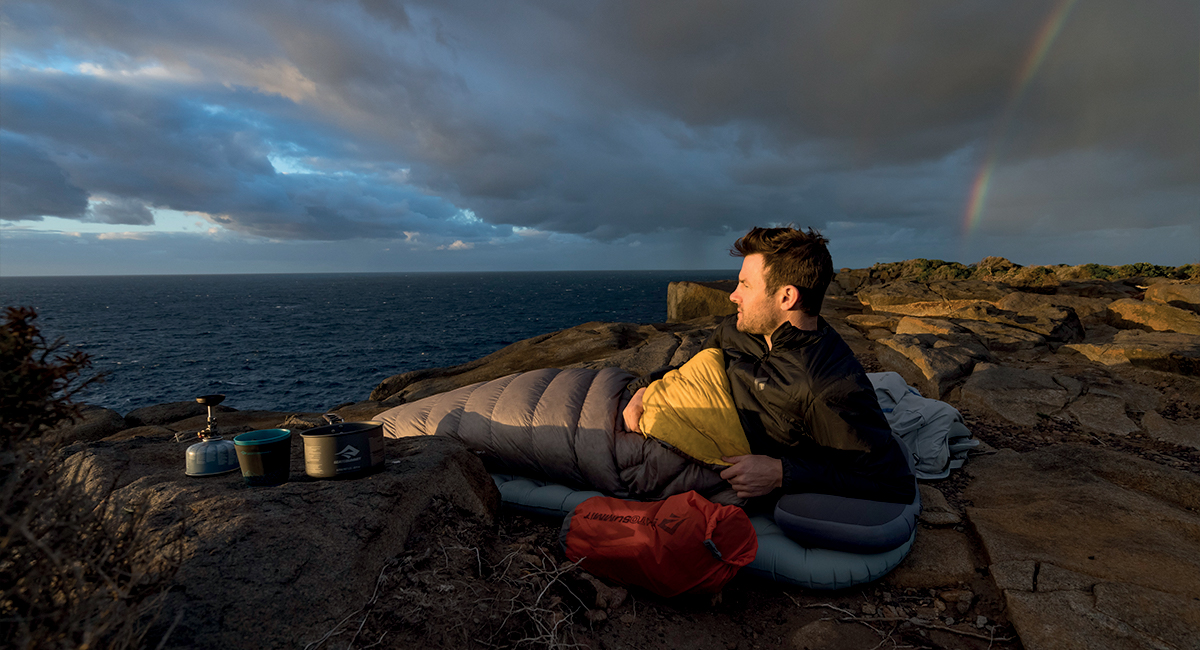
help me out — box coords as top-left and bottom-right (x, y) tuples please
(323, 413), (344, 425)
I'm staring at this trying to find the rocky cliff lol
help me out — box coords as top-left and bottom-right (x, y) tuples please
(56, 257), (1200, 650)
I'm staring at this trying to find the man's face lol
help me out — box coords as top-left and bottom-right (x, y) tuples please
(730, 254), (785, 336)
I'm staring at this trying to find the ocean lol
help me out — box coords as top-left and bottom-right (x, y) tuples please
(0, 270), (734, 415)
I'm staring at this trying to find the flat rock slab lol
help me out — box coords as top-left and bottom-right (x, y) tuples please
(995, 291), (1114, 321)
(63, 432), (500, 650)
(867, 298), (993, 318)
(917, 484), (961, 526)
(1141, 411), (1200, 450)
(963, 445), (1200, 649)
(1062, 330), (1200, 376)
(371, 321), (667, 404)
(959, 363), (1080, 427)
(1066, 393), (1139, 436)
(875, 334), (987, 398)
(948, 302), (1085, 343)
(956, 319), (1047, 351)
(1145, 282), (1200, 314)
(885, 528), (979, 589)
(845, 313), (899, 332)
(570, 326), (688, 376)
(55, 405), (127, 443)
(1005, 583), (1200, 650)
(1108, 299), (1200, 335)
(856, 280), (1010, 309)
(895, 316), (970, 337)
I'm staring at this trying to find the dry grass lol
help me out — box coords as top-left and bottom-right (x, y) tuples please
(1, 445), (181, 649)
(1, 307), (180, 649)
(305, 502), (605, 650)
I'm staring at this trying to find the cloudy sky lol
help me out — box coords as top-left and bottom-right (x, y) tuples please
(1, 0), (1196, 276)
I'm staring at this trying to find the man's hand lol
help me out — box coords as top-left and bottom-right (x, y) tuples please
(719, 455), (783, 498)
(623, 387), (646, 433)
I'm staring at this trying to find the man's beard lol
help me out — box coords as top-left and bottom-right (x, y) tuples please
(735, 308), (781, 337)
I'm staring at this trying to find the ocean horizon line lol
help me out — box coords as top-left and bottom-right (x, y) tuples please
(0, 268), (740, 281)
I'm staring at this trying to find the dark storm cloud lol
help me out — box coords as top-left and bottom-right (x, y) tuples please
(0, 71), (471, 240)
(89, 197), (155, 225)
(546, 1), (1194, 159)
(0, 133), (89, 220)
(398, 0), (1198, 237)
(0, 0), (1196, 251)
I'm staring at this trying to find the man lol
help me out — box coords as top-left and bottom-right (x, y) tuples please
(624, 226), (915, 504)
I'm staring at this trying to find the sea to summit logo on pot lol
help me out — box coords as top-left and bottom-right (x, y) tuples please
(334, 445), (361, 464)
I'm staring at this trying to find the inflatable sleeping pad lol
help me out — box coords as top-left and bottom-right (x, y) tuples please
(492, 473), (919, 590)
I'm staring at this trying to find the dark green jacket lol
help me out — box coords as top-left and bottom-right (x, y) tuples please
(633, 315), (916, 504)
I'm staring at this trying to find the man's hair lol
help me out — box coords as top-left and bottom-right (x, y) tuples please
(732, 226), (834, 316)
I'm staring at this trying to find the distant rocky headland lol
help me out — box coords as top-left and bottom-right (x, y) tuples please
(54, 256), (1200, 650)
(841, 256), (1197, 284)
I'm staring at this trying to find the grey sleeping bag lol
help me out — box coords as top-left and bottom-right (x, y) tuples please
(376, 367), (735, 502)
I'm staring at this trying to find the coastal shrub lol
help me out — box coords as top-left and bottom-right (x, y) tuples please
(846, 258), (1196, 286)
(1117, 262), (1175, 279)
(898, 258), (936, 277)
(926, 263), (974, 281)
(1176, 264), (1200, 281)
(974, 256), (1020, 276)
(898, 258), (938, 281)
(884, 258), (974, 282)
(867, 261), (906, 282)
(1, 307), (178, 650)
(1061, 263), (1199, 282)
(1010, 265), (1059, 286)
(0, 307), (100, 447)
(1075, 263), (1118, 281)
(970, 265), (1002, 280)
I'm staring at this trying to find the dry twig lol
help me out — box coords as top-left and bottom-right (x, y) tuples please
(802, 602), (1015, 646)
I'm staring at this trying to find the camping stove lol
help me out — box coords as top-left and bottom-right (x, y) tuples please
(184, 394), (240, 476)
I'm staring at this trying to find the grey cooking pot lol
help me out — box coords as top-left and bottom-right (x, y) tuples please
(300, 416), (385, 479)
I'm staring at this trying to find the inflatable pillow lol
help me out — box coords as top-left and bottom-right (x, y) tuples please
(773, 491), (921, 554)
(773, 431), (922, 554)
(639, 348), (751, 466)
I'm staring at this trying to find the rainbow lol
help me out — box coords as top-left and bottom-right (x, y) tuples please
(962, 0), (1079, 237)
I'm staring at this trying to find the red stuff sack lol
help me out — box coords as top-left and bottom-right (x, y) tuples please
(558, 491), (757, 597)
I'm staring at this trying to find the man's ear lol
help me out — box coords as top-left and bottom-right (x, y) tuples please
(778, 285), (801, 311)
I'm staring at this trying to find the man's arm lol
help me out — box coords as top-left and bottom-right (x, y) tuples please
(718, 451), (857, 500)
(719, 454), (782, 498)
